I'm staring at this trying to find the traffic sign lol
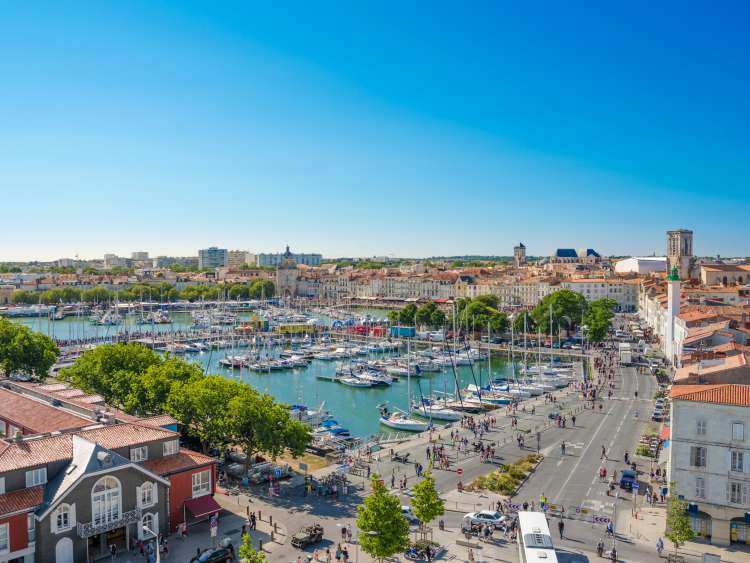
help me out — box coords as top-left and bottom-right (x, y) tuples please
(274, 468), (282, 478)
(509, 503), (521, 511)
(632, 482), (640, 490)
(593, 516), (610, 525)
(456, 468), (464, 476)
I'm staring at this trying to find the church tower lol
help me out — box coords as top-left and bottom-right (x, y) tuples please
(513, 243), (526, 267)
(666, 229), (693, 280)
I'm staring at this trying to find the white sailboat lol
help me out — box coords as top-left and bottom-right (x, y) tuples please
(378, 339), (429, 432)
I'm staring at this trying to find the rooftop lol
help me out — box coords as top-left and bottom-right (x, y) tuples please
(671, 384), (750, 407)
(0, 387), (91, 434)
(142, 449), (215, 476)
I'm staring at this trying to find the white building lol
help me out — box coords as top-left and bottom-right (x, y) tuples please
(614, 257), (666, 275)
(256, 252), (322, 267)
(103, 253), (129, 269)
(669, 384), (750, 546)
(131, 251), (149, 261)
(560, 278), (640, 312)
(227, 250), (251, 269)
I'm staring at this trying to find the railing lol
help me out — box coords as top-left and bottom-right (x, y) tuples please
(77, 508), (142, 538)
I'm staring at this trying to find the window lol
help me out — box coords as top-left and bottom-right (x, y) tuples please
(26, 467), (47, 487)
(92, 476), (121, 526)
(192, 469), (211, 498)
(733, 423), (745, 441)
(140, 482), (155, 508)
(28, 513), (35, 543)
(732, 450), (745, 473)
(696, 420), (707, 436)
(0, 523), (7, 553)
(690, 446), (706, 467)
(0, 477), (4, 495)
(130, 446), (148, 462)
(55, 504), (71, 532)
(0, 420), (5, 436)
(139, 512), (159, 540)
(695, 476), (705, 499)
(729, 481), (744, 504)
(163, 440), (179, 456)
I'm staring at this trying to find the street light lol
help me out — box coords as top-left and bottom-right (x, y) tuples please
(142, 526), (160, 563)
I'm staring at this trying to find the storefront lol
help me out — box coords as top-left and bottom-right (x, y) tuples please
(688, 507), (712, 539)
(730, 515), (750, 544)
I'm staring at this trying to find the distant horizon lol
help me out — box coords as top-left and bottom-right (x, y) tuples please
(2, 3), (747, 260)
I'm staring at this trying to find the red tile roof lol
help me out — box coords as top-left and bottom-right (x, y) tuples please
(0, 486), (44, 516)
(0, 423), (178, 472)
(142, 449), (215, 476)
(671, 384), (750, 407)
(0, 388), (91, 434)
(137, 415), (178, 428)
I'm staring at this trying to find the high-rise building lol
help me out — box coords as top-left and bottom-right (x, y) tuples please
(255, 251), (322, 267)
(667, 229), (694, 280)
(103, 253), (129, 269)
(513, 243), (526, 267)
(131, 251), (149, 261)
(227, 250), (250, 269)
(198, 247), (228, 269)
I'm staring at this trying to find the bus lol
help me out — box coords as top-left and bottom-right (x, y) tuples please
(517, 511), (559, 563)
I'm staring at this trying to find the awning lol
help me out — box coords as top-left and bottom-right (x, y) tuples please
(659, 425), (670, 441)
(184, 495), (222, 519)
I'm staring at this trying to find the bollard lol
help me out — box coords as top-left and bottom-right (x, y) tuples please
(269, 515), (273, 526)
(271, 530), (275, 542)
(258, 539), (263, 552)
(246, 506), (250, 516)
(274, 522), (278, 533)
(258, 510), (262, 521)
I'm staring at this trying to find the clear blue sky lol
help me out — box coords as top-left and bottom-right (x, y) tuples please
(1, 1), (747, 260)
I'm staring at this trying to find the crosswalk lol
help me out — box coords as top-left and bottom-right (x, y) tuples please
(581, 499), (615, 515)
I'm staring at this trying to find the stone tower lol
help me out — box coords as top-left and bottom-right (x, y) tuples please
(666, 229), (694, 280)
(275, 245), (299, 299)
(513, 243), (526, 267)
(665, 265), (681, 366)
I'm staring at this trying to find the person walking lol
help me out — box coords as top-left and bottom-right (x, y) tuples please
(558, 519), (565, 539)
(656, 537), (664, 557)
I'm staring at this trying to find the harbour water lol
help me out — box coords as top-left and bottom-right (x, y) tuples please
(11, 311), (524, 439)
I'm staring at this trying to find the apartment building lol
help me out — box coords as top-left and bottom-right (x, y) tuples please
(561, 278), (640, 312)
(669, 384), (750, 546)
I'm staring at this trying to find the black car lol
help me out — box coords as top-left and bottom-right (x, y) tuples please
(197, 548), (232, 563)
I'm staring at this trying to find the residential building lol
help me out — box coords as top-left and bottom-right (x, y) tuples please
(560, 278), (640, 312)
(102, 254), (129, 270)
(226, 250), (250, 270)
(701, 264), (750, 287)
(197, 247), (228, 270)
(669, 384), (750, 545)
(0, 417), (217, 563)
(130, 252), (149, 262)
(256, 252), (321, 267)
(549, 248), (601, 264)
(667, 229), (695, 280)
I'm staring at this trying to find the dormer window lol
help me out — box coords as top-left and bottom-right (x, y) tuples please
(130, 446), (148, 462)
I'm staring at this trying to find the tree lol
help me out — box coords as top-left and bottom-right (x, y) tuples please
(0, 319), (59, 380)
(410, 471), (444, 537)
(582, 298), (617, 342)
(530, 289), (587, 335)
(123, 356), (203, 415)
(248, 279), (275, 299)
(512, 310), (536, 335)
(387, 310), (399, 324)
(429, 308), (446, 328)
(357, 476), (410, 562)
(166, 376), (240, 452)
(228, 389), (311, 463)
(665, 494), (695, 550)
(398, 303), (418, 326)
(59, 342), (161, 405)
(415, 302), (437, 328)
(11, 290), (37, 304)
(238, 533), (267, 562)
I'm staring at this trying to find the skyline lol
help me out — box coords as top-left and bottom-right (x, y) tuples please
(2, 2), (748, 261)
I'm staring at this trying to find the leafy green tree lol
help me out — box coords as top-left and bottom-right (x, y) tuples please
(398, 303), (418, 326)
(387, 310), (399, 324)
(665, 494), (695, 550)
(429, 308), (446, 328)
(11, 290), (37, 304)
(512, 310), (536, 335)
(474, 294), (499, 309)
(415, 302), (437, 327)
(0, 319), (59, 380)
(123, 356), (203, 415)
(530, 289), (587, 335)
(582, 298), (617, 342)
(228, 388), (311, 462)
(166, 376), (240, 452)
(81, 286), (113, 303)
(238, 533), (267, 562)
(357, 476), (410, 562)
(248, 279), (275, 299)
(457, 298), (508, 334)
(410, 471), (444, 535)
(59, 342), (161, 405)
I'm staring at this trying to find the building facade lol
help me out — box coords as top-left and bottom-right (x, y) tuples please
(669, 384), (750, 546)
(256, 252), (321, 267)
(513, 243), (526, 268)
(197, 248), (228, 270)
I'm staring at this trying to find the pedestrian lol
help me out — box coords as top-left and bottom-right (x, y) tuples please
(109, 544), (117, 561)
(656, 537), (664, 557)
(468, 548), (475, 563)
(558, 519), (564, 539)
(601, 445), (607, 460)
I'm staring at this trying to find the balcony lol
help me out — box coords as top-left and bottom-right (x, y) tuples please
(77, 508), (142, 538)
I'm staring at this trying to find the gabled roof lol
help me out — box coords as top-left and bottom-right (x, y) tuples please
(142, 449), (215, 476)
(0, 486), (44, 517)
(671, 384), (750, 407)
(0, 387), (91, 434)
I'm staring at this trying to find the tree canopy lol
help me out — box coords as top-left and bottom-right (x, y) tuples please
(454, 296), (508, 334)
(238, 534), (267, 562)
(530, 289), (587, 335)
(357, 476), (410, 562)
(411, 471), (444, 533)
(0, 319), (59, 380)
(665, 494), (695, 549)
(582, 298), (617, 342)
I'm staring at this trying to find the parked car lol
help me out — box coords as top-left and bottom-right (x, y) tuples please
(464, 510), (507, 526)
(401, 505), (420, 524)
(197, 548), (233, 563)
(619, 469), (637, 491)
